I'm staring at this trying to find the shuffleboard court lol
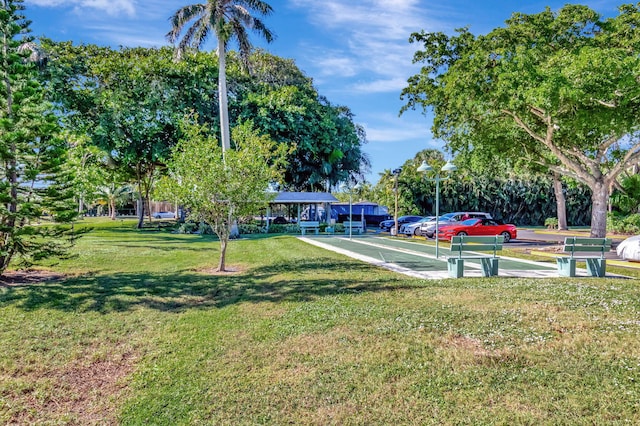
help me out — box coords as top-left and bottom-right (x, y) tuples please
(300, 234), (570, 279)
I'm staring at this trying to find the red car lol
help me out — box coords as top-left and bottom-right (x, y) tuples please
(436, 218), (517, 242)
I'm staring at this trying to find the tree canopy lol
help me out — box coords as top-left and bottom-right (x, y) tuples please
(401, 4), (640, 237)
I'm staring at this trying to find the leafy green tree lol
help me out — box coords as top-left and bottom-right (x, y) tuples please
(158, 118), (286, 271)
(238, 82), (369, 190)
(167, 0), (275, 156)
(401, 4), (640, 237)
(41, 43), (217, 228)
(0, 0), (77, 275)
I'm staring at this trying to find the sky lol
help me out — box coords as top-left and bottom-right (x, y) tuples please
(24, 0), (623, 184)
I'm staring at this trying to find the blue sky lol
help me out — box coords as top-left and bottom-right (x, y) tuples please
(24, 0), (622, 184)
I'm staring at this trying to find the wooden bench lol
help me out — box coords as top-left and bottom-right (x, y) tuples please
(556, 237), (612, 277)
(343, 221), (364, 235)
(447, 235), (504, 278)
(299, 221), (320, 235)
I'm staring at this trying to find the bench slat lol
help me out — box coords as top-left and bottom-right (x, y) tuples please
(564, 237), (612, 246)
(451, 236), (502, 244)
(562, 246), (610, 253)
(450, 243), (502, 252)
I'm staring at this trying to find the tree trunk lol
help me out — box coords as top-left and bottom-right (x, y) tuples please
(217, 36), (230, 154)
(136, 195), (144, 229)
(552, 172), (568, 230)
(590, 180), (609, 238)
(218, 236), (227, 272)
(110, 199), (116, 220)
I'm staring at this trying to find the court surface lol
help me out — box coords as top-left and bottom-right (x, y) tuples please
(300, 234), (595, 279)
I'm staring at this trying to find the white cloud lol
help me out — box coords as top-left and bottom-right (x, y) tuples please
(288, 0), (442, 94)
(27, 0), (136, 17)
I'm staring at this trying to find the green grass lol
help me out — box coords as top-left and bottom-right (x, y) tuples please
(1, 218), (639, 424)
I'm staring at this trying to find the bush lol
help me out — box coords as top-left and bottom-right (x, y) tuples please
(608, 213), (640, 235)
(176, 222), (199, 234)
(238, 224), (263, 234)
(545, 217), (558, 229)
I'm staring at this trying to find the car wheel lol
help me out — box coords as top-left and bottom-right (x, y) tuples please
(501, 231), (511, 243)
(154, 215), (160, 219)
(457, 231), (468, 236)
(425, 232), (434, 239)
(413, 228), (421, 236)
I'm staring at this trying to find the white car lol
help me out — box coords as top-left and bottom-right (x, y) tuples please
(399, 216), (436, 236)
(420, 212), (492, 238)
(617, 235), (640, 261)
(153, 211), (175, 219)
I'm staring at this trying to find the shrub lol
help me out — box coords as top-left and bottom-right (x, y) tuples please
(608, 213), (640, 235)
(238, 224), (262, 234)
(176, 222), (198, 234)
(545, 217), (558, 229)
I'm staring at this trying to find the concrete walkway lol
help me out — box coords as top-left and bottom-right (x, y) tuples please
(299, 234), (610, 280)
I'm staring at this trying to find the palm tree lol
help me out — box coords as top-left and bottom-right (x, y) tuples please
(166, 0), (274, 154)
(96, 184), (133, 220)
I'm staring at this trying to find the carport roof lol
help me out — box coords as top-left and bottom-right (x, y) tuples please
(271, 192), (338, 204)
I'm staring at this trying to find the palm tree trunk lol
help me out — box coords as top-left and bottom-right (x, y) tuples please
(217, 34), (230, 155)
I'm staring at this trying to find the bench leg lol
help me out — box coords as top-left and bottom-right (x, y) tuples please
(301, 228), (306, 236)
(480, 258), (499, 277)
(448, 258), (464, 278)
(557, 258), (576, 277)
(314, 228), (319, 235)
(586, 259), (606, 277)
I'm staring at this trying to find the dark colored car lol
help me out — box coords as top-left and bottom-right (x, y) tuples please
(436, 218), (517, 242)
(379, 215), (424, 232)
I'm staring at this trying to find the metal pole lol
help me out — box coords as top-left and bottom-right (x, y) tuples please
(394, 176), (399, 236)
(435, 175), (440, 258)
(349, 189), (353, 240)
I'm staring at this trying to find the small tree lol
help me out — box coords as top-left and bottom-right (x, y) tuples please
(95, 183), (132, 220)
(159, 118), (286, 271)
(0, 0), (77, 275)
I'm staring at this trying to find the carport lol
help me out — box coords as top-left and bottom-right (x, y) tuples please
(266, 192), (339, 231)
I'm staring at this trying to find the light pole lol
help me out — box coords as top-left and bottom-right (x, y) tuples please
(417, 160), (457, 258)
(392, 168), (402, 236)
(340, 182), (360, 240)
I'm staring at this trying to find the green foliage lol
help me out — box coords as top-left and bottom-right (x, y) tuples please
(374, 153), (591, 226)
(611, 174), (640, 215)
(0, 0), (78, 274)
(607, 213), (640, 235)
(157, 117), (286, 270)
(545, 217), (559, 229)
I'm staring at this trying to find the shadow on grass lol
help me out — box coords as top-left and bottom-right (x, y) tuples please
(0, 258), (413, 314)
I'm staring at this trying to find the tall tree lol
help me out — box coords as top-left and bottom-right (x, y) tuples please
(0, 0), (77, 275)
(166, 0), (275, 156)
(401, 4), (640, 237)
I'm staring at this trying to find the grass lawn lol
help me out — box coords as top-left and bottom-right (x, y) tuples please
(1, 218), (639, 424)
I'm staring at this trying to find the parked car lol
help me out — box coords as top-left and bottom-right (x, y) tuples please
(379, 215), (424, 232)
(153, 211), (175, 219)
(399, 216), (436, 236)
(420, 212), (493, 238)
(616, 235), (640, 261)
(435, 218), (517, 242)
